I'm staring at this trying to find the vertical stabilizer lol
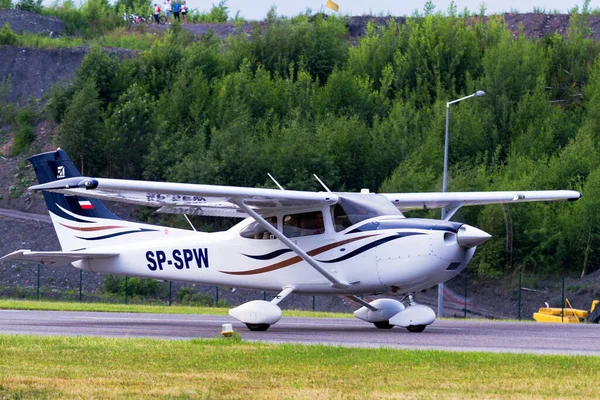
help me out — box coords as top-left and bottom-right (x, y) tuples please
(28, 150), (168, 250)
(28, 150), (121, 222)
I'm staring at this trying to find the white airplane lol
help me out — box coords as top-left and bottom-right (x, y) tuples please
(1, 150), (581, 332)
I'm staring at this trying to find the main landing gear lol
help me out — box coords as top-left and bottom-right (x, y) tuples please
(245, 323), (271, 332)
(228, 286), (295, 332)
(353, 293), (435, 333)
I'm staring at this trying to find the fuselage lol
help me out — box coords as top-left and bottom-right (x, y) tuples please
(72, 215), (476, 295)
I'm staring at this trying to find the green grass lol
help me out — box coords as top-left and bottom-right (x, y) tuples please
(0, 299), (352, 318)
(96, 27), (161, 51)
(0, 334), (598, 399)
(16, 32), (84, 48)
(4, 26), (160, 51)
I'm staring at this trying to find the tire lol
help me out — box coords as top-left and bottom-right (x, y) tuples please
(246, 323), (270, 331)
(373, 321), (394, 329)
(407, 325), (426, 333)
(159, 15), (167, 24)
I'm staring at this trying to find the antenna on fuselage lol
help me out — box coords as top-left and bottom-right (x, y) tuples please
(313, 174), (331, 192)
(183, 214), (197, 231)
(267, 173), (285, 190)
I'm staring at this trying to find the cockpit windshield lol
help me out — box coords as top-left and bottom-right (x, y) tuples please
(332, 194), (402, 232)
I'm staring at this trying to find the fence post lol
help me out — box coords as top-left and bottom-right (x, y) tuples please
(125, 276), (129, 304)
(463, 272), (468, 318)
(215, 286), (219, 305)
(79, 269), (83, 302)
(312, 296), (315, 311)
(518, 273), (522, 321)
(561, 274), (565, 323)
(36, 264), (40, 301)
(263, 291), (266, 301)
(169, 281), (172, 306)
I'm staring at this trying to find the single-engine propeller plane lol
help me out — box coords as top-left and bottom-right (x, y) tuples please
(1, 150), (582, 332)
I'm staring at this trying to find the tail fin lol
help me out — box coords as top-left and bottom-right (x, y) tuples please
(28, 150), (121, 222)
(28, 150), (162, 251)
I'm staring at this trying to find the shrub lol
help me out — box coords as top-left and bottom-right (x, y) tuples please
(16, 0), (42, 13)
(0, 23), (18, 45)
(12, 124), (35, 154)
(177, 286), (214, 306)
(102, 275), (168, 298)
(11, 107), (35, 155)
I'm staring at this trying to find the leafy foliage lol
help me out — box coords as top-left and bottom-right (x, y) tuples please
(11, 107), (36, 154)
(0, 23), (17, 45)
(16, 0), (41, 13)
(41, 6), (600, 277)
(102, 275), (167, 297)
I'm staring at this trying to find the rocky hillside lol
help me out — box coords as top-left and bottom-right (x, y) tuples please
(1, 10), (600, 102)
(1, 9), (600, 318)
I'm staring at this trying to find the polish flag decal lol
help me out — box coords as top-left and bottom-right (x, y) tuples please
(79, 201), (94, 210)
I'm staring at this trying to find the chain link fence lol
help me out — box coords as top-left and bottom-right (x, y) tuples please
(1, 261), (599, 320)
(442, 269), (600, 321)
(0, 262), (356, 312)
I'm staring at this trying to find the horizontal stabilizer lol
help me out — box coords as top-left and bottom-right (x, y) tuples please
(0, 250), (119, 265)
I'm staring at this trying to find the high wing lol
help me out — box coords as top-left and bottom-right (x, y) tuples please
(382, 190), (582, 212)
(0, 250), (119, 265)
(30, 177), (339, 218)
(30, 177), (581, 218)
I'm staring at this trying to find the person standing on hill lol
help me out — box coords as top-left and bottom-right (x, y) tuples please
(173, 0), (181, 22)
(181, 1), (188, 24)
(153, 3), (161, 24)
(164, 0), (172, 23)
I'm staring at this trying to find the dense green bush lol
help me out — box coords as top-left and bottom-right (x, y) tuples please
(42, 5), (600, 277)
(188, 0), (229, 23)
(0, 23), (17, 45)
(103, 275), (167, 297)
(16, 0), (41, 13)
(11, 107), (36, 155)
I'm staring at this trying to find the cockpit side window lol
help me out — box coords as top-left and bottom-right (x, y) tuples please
(332, 204), (353, 232)
(332, 195), (400, 231)
(239, 216), (277, 239)
(283, 211), (325, 238)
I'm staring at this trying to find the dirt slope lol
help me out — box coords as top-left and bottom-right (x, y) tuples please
(1, 9), (599, 317)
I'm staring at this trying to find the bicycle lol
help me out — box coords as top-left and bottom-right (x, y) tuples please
(122, 13), (148, 25)
(147, 14), (167, 24)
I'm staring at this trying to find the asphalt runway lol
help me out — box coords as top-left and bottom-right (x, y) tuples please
(1, 310), (598, 356)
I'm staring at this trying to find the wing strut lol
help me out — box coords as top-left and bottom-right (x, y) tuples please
(443, 201), (465, 221)
(234, 200), (351, 289)
(347, 295), (378, 311)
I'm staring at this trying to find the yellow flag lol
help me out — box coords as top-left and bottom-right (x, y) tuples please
(326, 0), (339, 12)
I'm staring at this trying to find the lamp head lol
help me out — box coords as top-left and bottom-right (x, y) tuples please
(474, 90), (485, 97)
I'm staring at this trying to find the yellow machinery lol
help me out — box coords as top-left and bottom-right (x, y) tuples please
(533, 299), (599, 323)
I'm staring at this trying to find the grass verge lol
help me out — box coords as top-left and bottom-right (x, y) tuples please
(0, 299), (351, 318)
(0, 334), (598, 399)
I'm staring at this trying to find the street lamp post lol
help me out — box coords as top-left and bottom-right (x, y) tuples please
(437, 90), (485, 319)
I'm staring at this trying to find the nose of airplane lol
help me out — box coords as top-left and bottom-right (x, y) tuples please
(456, 224), (492, 248)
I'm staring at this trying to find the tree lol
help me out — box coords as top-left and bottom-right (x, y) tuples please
(105, 83), (155, 178)
(59, 78), (104, 175)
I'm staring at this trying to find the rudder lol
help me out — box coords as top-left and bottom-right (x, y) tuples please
(28, 149), (121, 222)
